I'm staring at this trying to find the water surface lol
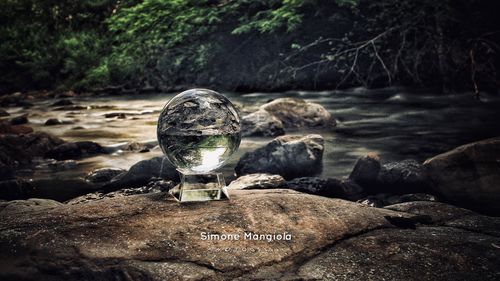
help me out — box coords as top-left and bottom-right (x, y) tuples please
(4, 87), (499, 181)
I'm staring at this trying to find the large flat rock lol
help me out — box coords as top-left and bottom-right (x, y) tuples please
(0, 190), (499, 280)
(0, 189), (409, 280)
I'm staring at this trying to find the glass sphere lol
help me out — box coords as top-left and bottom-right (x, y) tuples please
(157, 89), (241, 174)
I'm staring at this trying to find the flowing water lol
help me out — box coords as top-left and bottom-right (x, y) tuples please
(4, 87), (500, 183)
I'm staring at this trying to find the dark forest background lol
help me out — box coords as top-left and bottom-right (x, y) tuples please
(1, 0), (499, 95)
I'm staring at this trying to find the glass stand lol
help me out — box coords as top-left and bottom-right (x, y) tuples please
(169, 172), (229, 202)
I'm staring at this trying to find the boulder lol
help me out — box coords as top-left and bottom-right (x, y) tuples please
(85, 168), (126, 185)
(0, 121), (33, 134)
(423, 137), (500, 215)
(350, 155), (432, 195)
(45, 141), (105, 160)
(10, 114), (28, 125)
(0, 132), (64, 167)
(284, 177), (365, 201)
(235, 134), (324, 180)
(377, 159), (430, 194)
(103, 157), (179, 192)
(227, 174), (285, 190)
(241, 109), (285, 137)
(0, 92), (34, 107)
(260, 98), (335, 128)
(348, 153), (381, 188)
(1, 190), (498, 280)
(44, 118), (62, 126)
(0, 189), (417, 280)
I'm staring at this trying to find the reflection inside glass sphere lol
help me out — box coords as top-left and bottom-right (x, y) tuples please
(157, 88), (241, 202)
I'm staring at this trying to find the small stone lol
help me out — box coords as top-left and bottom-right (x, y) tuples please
(227, 174), (285, 190)
(85, 168), (126, 184)
(44, 118), (62, 126)
(10, 114), (28, 125)
(51, 99), (74, 106)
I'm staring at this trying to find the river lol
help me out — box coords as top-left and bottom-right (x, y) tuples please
(6, 87), (500, 183)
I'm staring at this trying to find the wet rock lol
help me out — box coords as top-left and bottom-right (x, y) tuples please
(260, 97), (335, 128)
(104, 112), (127, 118)
(67, 179), (175, 205)
(378, 159), (430, 194)
(0, 189), (419, 280)
(0, 121), (34, 134)
(349, 153), (381, 188)
(51, 99), (73, 106)
(227, 173), (285, 190)
(0, 198), (63, 215)
(284, 177), (365, 201)
(423, 137), (500, 216)
(0, 92), (33, 107)
(0, 179), (35, 200)
(45, 141), (105, 160)
(241, 109), (285, 137)
(358, 193), (437, 208)
(0, 108), (9, 116)
(71, 126), (85, 130)
(235, 134), (324, 180)
(10, 114), (28, 125)
(103, 157), (179, 192)
(44, 118), (62, 126)
(296, 226), (500, 281)
(0, 132), (64, 167)
(85, 168), (126, 184)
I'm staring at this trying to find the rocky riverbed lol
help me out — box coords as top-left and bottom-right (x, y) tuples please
(1, 88), (500, 280)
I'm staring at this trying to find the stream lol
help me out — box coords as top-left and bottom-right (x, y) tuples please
(4, 87), (500, 183)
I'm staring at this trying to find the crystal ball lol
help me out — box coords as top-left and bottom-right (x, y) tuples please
(157, 89), (241, 174)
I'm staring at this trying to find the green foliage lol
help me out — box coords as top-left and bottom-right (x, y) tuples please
(1, 0), (497, 93)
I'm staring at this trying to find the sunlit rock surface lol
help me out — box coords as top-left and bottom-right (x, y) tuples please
(1, 190), (499, 280)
